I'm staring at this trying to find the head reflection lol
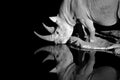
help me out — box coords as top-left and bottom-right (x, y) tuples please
(34, 45), (97, 80)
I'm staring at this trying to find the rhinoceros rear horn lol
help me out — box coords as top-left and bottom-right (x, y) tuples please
(42, 23), (55, 33)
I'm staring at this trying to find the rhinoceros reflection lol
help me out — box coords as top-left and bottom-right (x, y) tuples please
(34, 45), (99, 80)
(34, 45), (73, 73)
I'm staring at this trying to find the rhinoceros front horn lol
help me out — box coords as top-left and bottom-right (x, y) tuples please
(34, 31), (57, 41)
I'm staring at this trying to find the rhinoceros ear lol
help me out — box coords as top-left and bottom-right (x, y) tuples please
(49, 16), (58, 22)
(50, 67), (57, 73)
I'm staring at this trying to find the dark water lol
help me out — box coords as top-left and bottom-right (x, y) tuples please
(32, 32), (120, 80)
